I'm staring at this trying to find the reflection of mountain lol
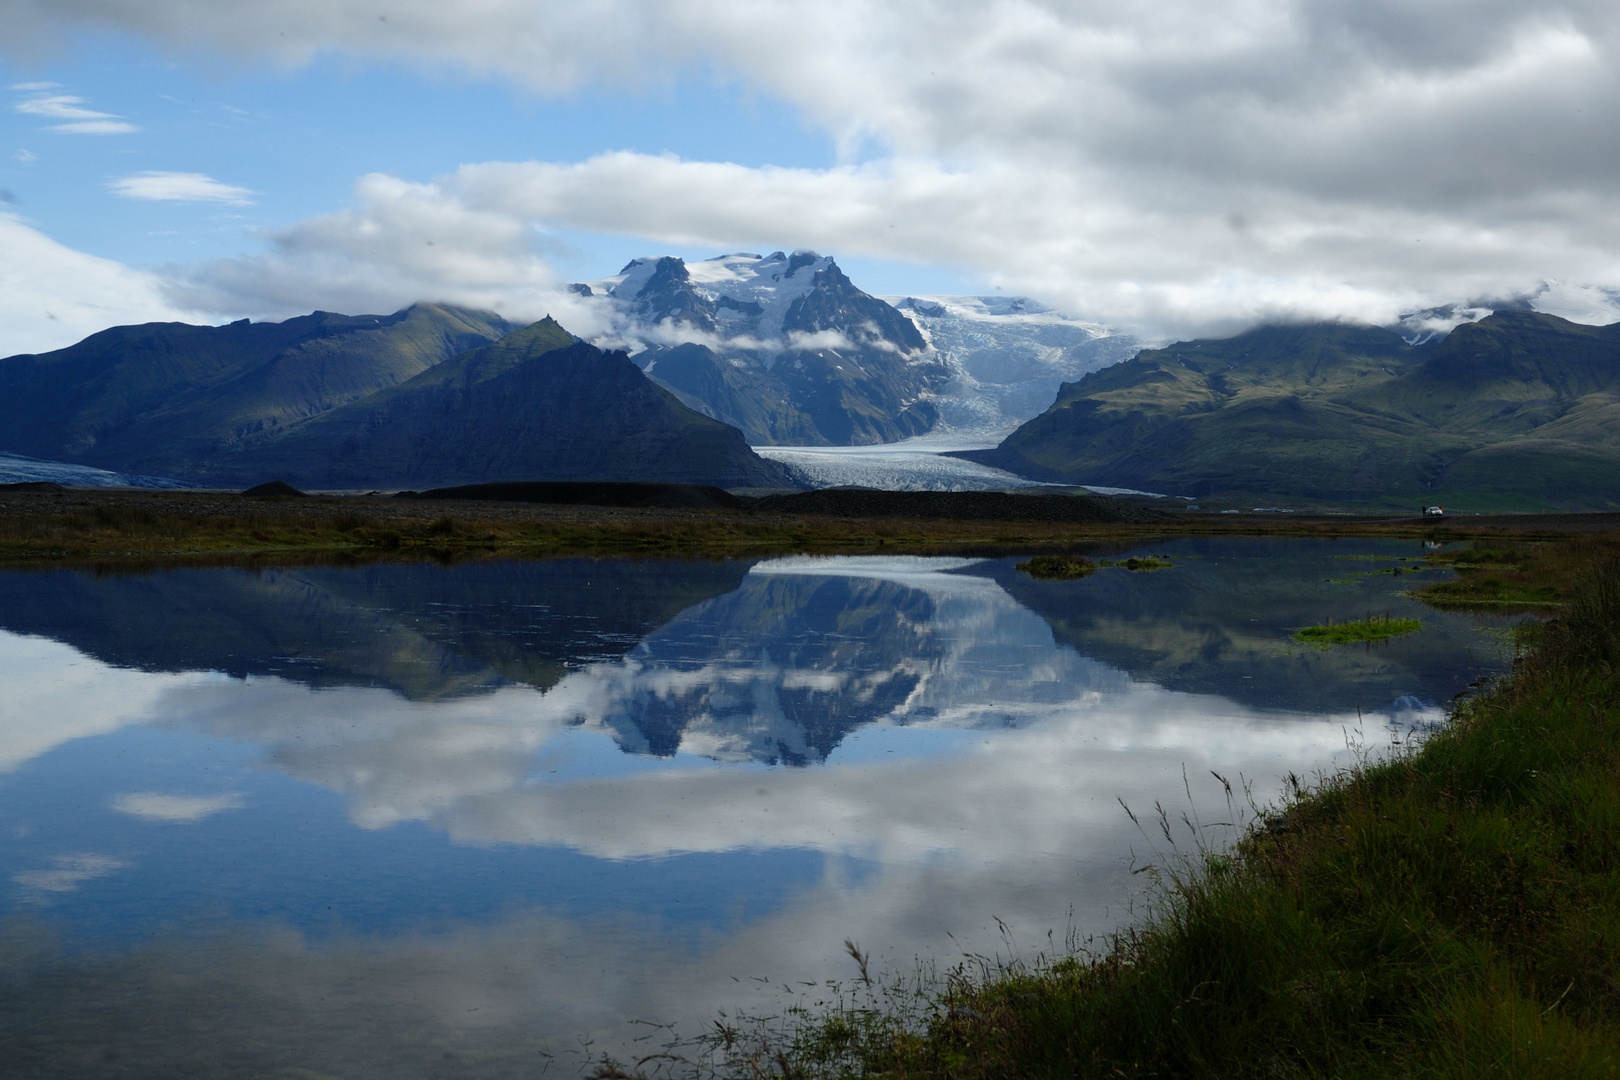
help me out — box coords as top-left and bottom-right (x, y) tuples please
(0, 560), (752, 700)
(981, 537), (1504, 713)
(586, 558), (1132, 764)
(0, 546), (1500, 777)
(603, 573), (943, 763)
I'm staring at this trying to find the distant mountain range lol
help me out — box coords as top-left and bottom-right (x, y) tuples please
(580, 252), (1137, 446)
(0, 305), (795, 490)
(965, 310), (1620, 510)
(11, 264), (1620, 507)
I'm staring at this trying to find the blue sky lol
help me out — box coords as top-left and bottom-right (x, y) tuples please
(1, 31), (981, 311)
(2, 1), (1619, 355)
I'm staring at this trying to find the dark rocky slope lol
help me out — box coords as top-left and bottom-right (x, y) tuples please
(214, 319), (796, 490)
(0, 303), (514, 477)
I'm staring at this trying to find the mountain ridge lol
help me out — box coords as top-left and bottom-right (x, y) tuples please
(966, 310), (1620, 509)
(187, 318), (798, 489)
(0, 302), (516, 476)
(0, 308), (798, 491)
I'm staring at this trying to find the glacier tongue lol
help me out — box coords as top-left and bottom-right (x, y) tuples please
(755, 435), (1054, 492)
(0, 452), (191, 489)
(888, 295), (1145, 442)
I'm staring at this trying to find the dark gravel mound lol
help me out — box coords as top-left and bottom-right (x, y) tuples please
(241, 481), (307, 498)
(0, 481), (67, 493)
(750, 488), (1173, 522)
(405, 481), (749, 510)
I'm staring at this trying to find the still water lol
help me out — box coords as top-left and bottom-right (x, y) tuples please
(0, 538), (1509, 1077)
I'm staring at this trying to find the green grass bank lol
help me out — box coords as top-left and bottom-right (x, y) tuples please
(719, 554), (1620, 1079)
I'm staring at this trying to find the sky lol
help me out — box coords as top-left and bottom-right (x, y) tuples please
(3, 0), (1620, 356)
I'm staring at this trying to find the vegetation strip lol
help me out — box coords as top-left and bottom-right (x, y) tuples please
(7, 489), (1620, 566)
(685, 550), (1620, 1079)
(1293, 614), (1422, 645)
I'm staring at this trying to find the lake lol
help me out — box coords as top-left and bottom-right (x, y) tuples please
(0, 538), (1511, 1077)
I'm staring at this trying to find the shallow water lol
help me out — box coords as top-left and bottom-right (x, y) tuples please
(0, 539), (1511, 1077)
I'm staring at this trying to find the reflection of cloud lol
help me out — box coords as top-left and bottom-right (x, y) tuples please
(152, 635), (1409, 868)
(0, 555), (1460, 1068)
(13, 853), (126, 897)
(111, 791), (246, 823)
(0, 632), (219, 772)
(436, 695), (1373, 862)
(1, 563), (1440, 866)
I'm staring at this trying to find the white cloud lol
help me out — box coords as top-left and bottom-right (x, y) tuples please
(13, 88), (138, 134)
(786, 328), (855, 352)
(8, 1), (1620, 334)
(0, 213), (203, 355)
(111, 791), (247, 822)
(110, 170), (256, 204)
(164, 172), (613, 331)
(14, 149), (37, 163)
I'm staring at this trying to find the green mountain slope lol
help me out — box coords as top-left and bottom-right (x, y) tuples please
(967, 311), (1620, 509)
(210, 319), (797, 490)
(0, 303), (514, 476)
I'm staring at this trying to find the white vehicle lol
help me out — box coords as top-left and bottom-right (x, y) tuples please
(1423, 505), (1445, 517)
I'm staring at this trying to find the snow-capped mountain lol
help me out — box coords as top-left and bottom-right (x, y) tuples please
(888, 295), (1143, 441)
(580, 251), (947, 446)
(576, 251), (1143, 449)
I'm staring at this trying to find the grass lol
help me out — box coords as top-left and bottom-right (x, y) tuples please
(1098, 555), (1173, 571)
(695, 551), (1620, 1079)
(0, 488), (1614, 568)
(1413, 537), (1620, 611)
(1294, 614), (1423, 645)
(1015, 555), (1096, 579)
(1017, 554), (1174, 579)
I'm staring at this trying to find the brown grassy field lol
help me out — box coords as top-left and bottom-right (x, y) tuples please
(2, 487), (1616, 567)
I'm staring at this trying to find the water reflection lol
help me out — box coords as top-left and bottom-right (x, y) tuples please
(0, 541), (1508, 1077)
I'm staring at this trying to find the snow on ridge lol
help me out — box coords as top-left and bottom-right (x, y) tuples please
(585, 251), (854, 354)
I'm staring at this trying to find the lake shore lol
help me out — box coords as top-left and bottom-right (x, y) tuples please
(2, 485), (1618, 565)
(706, 543), (1620, 1079)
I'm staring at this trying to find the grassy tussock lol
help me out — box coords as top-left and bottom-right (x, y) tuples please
(710, 559), (1620, 1079)
(1294, 614), (1422, 645)
(1016, 555), (1097, 579)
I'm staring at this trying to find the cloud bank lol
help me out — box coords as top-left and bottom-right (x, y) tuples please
(8, 1), (1620, 336)
(0, 213), (197, 355)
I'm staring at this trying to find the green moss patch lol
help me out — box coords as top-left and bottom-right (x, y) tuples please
(1295, 614), (1422, 644)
